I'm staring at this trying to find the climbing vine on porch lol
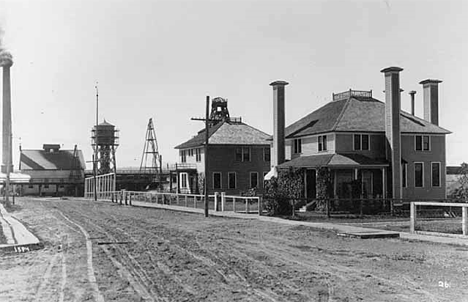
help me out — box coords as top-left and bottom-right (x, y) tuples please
(316, 167), (333, 211)
(264, 167), (304, 215)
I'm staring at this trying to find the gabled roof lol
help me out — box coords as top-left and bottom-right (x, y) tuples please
(286, 96), (450, 138)
(175, 121), (271, 149)
(278, 153), (389, 169)
(20, 149), (86, 170)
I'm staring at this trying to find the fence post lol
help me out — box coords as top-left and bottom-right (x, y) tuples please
(391, 199), (395, 216)
(359, 196), (363, 218)
(462, 206), (468, 236)
(124, 191), (128, 205)
(221, 192), (226, 212)
(177, 193), (180, 205)
(410, 202), (416, 233)
(291, 199), (295, 217)
(258, 196), (262, 216)
(119, 191), (123, 205)
(214, 192), (219, 211)
(326, 199), (331, 219)
(129, 193), (132, 206)
(246, 198), (250, 214)
(111, 192), (114, 203)
(233, 197), (236, 213)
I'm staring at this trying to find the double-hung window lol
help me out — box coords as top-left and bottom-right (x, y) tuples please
(354, 134), (369, 151)
(293, 139), (302, 154)
(415, 135), (430, 151)
(318, 135), (327, 151)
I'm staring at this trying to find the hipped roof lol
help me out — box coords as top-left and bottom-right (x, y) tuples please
(20, 149), (86, 170)
(175, 121), (271, 149)
(286, 96), (450, 139)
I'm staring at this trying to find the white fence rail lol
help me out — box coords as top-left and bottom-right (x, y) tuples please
(410, 202), (468, 235)
(87, 189), (263, 215)
(84, 173), (116, 200)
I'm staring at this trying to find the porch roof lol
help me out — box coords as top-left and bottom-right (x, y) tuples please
(277, 153), (389, 169)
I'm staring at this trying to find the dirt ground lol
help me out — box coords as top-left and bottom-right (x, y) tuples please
(1, 198), (468, 302)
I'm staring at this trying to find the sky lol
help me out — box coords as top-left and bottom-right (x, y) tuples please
(0, 0), (467, 170)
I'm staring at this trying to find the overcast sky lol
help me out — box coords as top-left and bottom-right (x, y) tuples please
(0, 0), (467, 170)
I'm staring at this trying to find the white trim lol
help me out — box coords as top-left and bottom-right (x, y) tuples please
(213, 172), (222, 189)
(431, 161), (441, 187)
(414, 162), (424, 188)
(228, 172), (237, 189)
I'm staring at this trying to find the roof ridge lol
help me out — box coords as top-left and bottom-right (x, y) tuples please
(331, 97), (352, 131)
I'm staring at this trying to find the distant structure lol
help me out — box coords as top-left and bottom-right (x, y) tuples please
(91, 120), (119, 175)
(140, 118), (162, 188)
(19, 144), (86, 196)
(209, 97), (231, 125)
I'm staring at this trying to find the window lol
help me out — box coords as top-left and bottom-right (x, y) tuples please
(180, 150), (187, 163)
(213, 172), (222, 189)
(195, 148), (202, 162)
(243, 147), (250, 162)
(44, 184), (49, 189)
(28, 184), (34, 189)
(235, 147), (242, 161)
(354, 134), (369, 150)
(318, 135), (327, 151)
(293, 139), (302, 154)
(402, 163), (407, 188)
(235, 147), (251, 162)
(250, 172), (258, 189)
(228, 172), (236, 189)
(181, 173), (188, 188)
(415, 135), (430, 151)
(414, 162), (424, 187)
(263, 147), (271, 161)
(432, 162), (441, 187)
(188, 149), (193, 157)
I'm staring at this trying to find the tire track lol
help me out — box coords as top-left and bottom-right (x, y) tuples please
(57, 211), (105, 302)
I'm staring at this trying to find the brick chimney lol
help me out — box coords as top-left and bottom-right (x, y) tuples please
(419, 79), (442, 126)
(2, 62), (13, 174)
(270, 80), (288, 168)
(381, 67), (403, 199)
(409, 90), (416, 116)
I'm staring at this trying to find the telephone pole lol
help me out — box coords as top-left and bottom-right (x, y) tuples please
(191, 96), (211, 217)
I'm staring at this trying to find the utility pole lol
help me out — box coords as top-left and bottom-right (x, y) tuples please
(191, 96), (211, 217)
(94, 83), (99, 201)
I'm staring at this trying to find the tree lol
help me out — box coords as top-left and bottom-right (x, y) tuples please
(264, 167), (304, 216)
(451, 162), (468, 201)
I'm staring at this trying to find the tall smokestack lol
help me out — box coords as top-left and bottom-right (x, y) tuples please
(409, 90), (416, 116)
(270, 80), (288, 168)
(1, 60), (13, 174)
(381, 67), (403, 199)
(419, 79), (442, 126)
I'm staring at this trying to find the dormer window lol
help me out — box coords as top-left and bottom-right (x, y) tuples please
(318, 135), (327, 151)
(354, 134), (369, 151)
(293, 139), (302, 154)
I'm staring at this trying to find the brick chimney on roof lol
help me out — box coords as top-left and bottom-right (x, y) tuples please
(419, 79), (442, 126)
(381, 66), (403, 199)
(270, 80), (288, 168)
(409, 90), (416, 116)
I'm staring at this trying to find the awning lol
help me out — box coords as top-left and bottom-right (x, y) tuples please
(0, 172), (31, 184)
(278, 153), (389, 169)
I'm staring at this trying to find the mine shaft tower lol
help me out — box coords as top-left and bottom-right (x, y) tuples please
(140, 118), (162, 187)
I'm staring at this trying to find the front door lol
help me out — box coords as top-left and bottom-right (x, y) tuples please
(305, 169), (316, 199)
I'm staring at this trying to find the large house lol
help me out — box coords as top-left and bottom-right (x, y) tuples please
(174, 97), (271, 195)
(269, 67), (450, 201)
(19, 144), (86, 196)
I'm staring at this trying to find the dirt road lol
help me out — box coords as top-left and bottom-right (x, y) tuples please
(1, 198), (467, 301)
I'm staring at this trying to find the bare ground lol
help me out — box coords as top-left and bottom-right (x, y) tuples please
(1, 197), (468, 301)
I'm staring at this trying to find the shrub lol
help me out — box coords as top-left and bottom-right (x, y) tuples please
(264, 167), (304, 216)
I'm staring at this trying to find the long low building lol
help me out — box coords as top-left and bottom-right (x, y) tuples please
(19, 144), (86, 197)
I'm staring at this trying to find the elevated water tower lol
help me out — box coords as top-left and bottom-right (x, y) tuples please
(91, 119), (119, 175)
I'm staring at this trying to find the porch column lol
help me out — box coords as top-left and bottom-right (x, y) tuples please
(304, 171), (308, 198)
(354, 168), (359, 180)
(333, 170), (337, 198)
(382, 167), (387, 199)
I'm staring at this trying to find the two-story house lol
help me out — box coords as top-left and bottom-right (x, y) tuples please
(269, 67), (450, 201)
(174, 97), (271, 195)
